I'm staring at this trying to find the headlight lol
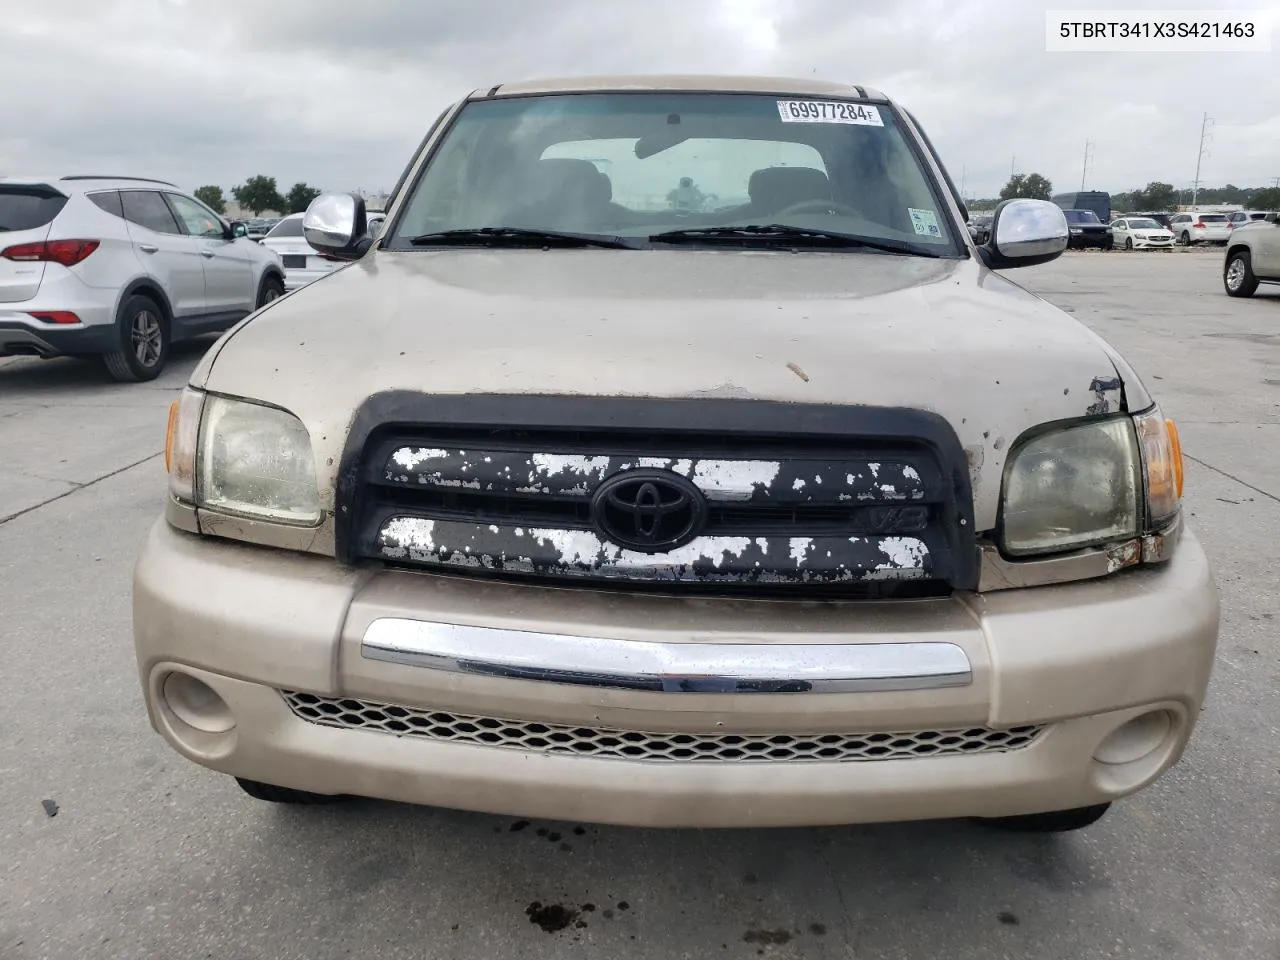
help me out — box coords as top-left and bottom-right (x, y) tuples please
(1000, 418), (1140, 556)
(1069, 227), (1082, 234)
(164, 387), (321, 525)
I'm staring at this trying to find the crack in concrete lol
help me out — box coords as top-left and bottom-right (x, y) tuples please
(0, 452), (164, 526)
(1185, 454), (1280, 506)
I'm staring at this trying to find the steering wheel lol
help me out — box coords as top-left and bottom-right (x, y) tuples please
(771, 198), (863, 218)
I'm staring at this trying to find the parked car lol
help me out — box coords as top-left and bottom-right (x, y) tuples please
(1225, 210), (1270, 232)
(967, 213), (993, 244)
(1223, 212), (1280, 297)
(258, 212), (340, 291)
(1125, 211), (1175, 231)
(1062, 209), (1113, 249)
(0, 175), (285, 381)
(1110, 217), (1175, 250)
(1168, 212), (1230, 246)
(134, 75), (1217, 835)
(244, 219), (270, 241)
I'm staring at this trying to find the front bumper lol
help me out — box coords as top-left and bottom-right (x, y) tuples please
(133, 520), (1220, 827)
(1068, 233), (1113, 248)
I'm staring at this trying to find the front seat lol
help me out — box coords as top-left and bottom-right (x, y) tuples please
(510, 158), (615, 228)
(744, 166), (833, 218)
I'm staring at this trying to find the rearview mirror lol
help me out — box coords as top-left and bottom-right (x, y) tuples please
(980, 198), (1068, 270)
(302, 192), (371, 260)
(229, 221), (248, 239)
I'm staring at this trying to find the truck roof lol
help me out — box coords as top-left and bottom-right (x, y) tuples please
(471, 74), (888, 101)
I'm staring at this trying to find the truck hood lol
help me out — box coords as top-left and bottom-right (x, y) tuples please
(196, 248), (1134, 532)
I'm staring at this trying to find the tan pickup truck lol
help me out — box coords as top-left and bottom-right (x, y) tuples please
(133, 75), (1219, 833)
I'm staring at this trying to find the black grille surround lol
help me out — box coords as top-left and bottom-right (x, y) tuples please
(334, 394), (979, 598)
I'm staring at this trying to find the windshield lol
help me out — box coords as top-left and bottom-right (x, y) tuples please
(387, 92), (961, 254)
(1063, 210), (1101, 224)
(266, 217), (305, 238)
(1128, 218), (1161, 229)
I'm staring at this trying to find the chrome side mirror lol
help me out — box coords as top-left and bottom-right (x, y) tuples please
(302, 192), (370, 260)
(982, 198), (1068, 270)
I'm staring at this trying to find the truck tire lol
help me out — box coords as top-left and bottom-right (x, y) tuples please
(1224, 249), (1260, 298)
(977, 803), (1111, 833)
(235, 777), (347, 805)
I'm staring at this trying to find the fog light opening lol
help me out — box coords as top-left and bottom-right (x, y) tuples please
(1093, 710), (1174, 766)
(162, 671), (236, 734)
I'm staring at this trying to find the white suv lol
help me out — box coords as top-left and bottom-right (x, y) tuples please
(0, 176), (286, 381)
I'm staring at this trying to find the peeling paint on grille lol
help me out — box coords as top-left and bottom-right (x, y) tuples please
(382, 448), (926, 504)
(690, 460), (782, 500)
(374, 518), (931, 584)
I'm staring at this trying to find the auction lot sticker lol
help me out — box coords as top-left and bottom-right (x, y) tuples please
(777, 100), (884, 125)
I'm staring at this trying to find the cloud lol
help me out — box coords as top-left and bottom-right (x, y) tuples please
(0, 0), (1276, 199)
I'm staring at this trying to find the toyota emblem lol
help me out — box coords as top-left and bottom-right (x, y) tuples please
(591, 470), (707, 553)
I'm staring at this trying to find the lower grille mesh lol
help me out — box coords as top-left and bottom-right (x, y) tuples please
(280, 691), (1044, 764)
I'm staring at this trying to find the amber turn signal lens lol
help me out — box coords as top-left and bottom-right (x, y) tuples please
(165, 399), (179, 472)
(1166, 418), (1183, 498)
(1134, 407), (1180, 525)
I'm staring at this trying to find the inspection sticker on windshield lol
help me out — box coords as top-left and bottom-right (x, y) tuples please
(908, 208), (942, 237)
(776, 100), (883, 125)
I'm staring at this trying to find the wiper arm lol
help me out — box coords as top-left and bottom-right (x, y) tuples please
(409, 227), (638, 249)
(648, 224), (943, 257)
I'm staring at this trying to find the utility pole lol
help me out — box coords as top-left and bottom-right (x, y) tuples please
(1080, 140), (1094, 191)
(1191, 113), (1213, 208)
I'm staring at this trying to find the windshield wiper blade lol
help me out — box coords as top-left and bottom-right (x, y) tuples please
(409, 227), (638, 249)
(648, 224), (943, 257)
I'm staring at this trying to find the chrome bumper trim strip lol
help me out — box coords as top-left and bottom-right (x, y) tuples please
(360, 618), (972, 694)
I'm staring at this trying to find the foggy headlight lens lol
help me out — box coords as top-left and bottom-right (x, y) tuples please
(197, 395), (321, 524)
(1001, 418), (1140, 556)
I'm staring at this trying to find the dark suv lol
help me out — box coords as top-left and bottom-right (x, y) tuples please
(1062, 209), (1113, 250)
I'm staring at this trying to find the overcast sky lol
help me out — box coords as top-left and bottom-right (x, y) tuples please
(2, 0), (1277, 200)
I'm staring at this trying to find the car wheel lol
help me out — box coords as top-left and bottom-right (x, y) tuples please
(1224, 250), (1260, 298)
(257, 274), (285, 309)
(102, 294), (169, 383)
(1124, 237), (1133, 250)
(235, 777), (347, 804)
(1178, 231), (1191, 246)
(976, 803), (1111, 833)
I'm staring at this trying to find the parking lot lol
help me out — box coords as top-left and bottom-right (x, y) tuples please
(1, 246), (1276, 960)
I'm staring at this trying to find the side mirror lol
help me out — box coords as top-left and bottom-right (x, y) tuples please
(302, 192), (371, 260)
(980, 198), (1068, 270)
(229, 221), (248, 239)
(1265, 212), (1279, 223)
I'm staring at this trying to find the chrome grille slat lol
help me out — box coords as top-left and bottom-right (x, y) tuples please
(281, 690), (1044, 763)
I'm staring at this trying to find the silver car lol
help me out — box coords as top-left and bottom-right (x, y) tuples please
(1, 176), (285, 381)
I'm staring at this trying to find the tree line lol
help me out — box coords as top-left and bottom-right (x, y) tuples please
(971, 174), (1280, 212)
(192, 176), (323, 217)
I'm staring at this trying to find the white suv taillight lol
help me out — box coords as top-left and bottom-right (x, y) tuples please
(1, 239), (100, 267)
